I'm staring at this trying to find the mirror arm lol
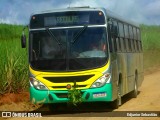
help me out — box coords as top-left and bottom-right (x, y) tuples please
(22, 25), (28, 36)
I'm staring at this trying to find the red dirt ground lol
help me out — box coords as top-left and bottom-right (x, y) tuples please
(0, 92), (41, 111)
(0, 92), (29, 104)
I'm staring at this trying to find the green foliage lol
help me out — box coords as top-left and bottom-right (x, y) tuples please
(0, 24), (23, 40)
(68, 82), (83, 106)
(141, 25), (160, 69)
(0, 24), (28, 94)
(141, 24), (160, 50)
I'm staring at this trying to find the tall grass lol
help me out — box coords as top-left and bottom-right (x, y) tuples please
(141, 25), (160, 69)
(0, 24), (160, 94)
(0, 24), (28, 94)
(141, 24), (160, 50)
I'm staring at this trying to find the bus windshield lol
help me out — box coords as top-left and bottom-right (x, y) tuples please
(29, 27), (108, 71)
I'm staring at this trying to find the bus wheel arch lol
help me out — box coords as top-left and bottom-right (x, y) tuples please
(117, 73), (122, 86)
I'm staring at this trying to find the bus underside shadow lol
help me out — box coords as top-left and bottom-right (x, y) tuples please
(34, 102), (114, 115)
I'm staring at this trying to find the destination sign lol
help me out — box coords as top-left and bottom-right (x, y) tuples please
(30, 11), (105, 28)
(44, 15), (89, 26)
(56, 16), (79, 24)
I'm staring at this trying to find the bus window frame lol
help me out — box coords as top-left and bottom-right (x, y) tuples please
(107, 24), (114, 53)
(124, 23), (129, 53)
(117, 21), (125, 53)
(108, 19), (118, 53)
(128, 25), (133, 52)
(132, 27), (136, 52)
(131, 26), (135, 52)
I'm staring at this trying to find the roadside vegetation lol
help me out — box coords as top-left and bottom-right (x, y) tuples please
(141, 25), (160, 70)
(0, 24), (28, 94)
(0, 24), (160, 94)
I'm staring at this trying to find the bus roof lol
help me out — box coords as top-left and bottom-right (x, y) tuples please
(31, 7), (104, 14)
(31, 7), (139, 28)
(106, 9), (139, 27)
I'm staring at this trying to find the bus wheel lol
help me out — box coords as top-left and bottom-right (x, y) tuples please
(130, 77), (138, 98)
(117, 84), (122, 106)
(111, 83), (122, 109)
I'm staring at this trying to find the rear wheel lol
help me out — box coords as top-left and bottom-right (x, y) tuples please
(130, 74), (138, 98)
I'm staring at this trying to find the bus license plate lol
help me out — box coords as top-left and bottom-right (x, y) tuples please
(93, 92), (106, 98)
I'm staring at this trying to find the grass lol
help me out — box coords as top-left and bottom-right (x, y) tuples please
(0, 23), (160, 94)
(0, 24), (28, 94)
(141, 25), (160, 50)
(141, 25), (160, 69)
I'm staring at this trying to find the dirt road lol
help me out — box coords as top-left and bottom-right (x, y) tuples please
(4, 70), (160, 120)
(116, 70), (160, 111)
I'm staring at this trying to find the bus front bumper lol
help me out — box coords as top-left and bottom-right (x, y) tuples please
(30, 84), (112, 104)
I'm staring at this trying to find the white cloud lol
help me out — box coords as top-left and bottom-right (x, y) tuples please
(69, 0), (99, 7)
(0, 0), (160, 25)
(144, 0), (160, 16)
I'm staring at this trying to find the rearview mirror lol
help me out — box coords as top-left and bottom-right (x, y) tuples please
(21, 25), (28, 48)
(21, 35), (26, 48)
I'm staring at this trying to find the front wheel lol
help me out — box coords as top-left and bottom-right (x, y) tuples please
(110, 84), (122, 109)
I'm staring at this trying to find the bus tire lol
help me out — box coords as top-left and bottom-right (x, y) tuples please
(111, 83), (122, 109)
(117, 83), (122, 106)
(130, 73), (138, 98)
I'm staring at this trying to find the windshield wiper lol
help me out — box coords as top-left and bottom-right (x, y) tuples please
(71, 25), (88, 44)
(45, 28), (61, 45)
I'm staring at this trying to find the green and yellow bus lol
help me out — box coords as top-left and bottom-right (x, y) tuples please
(21, 7), (143, 109)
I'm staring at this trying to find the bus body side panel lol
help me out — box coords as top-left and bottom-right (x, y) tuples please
(138, 52), (144, 87)
(110, 53), (119, 101)
(127, 53), (135, 93)
(127, 52), (140, 93)
(117, 52), (128, 96)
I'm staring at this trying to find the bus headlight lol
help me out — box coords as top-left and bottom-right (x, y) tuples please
(30, 77), (48, 90)
(91, 73), (111, 88)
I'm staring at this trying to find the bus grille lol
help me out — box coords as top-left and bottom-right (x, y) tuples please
(52, 85), (87, 89)
(43, 75), (94, 83)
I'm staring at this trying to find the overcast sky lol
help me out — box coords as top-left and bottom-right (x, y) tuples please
(0, 0), (160, 25)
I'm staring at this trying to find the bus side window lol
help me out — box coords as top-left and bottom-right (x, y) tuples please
(133, 27), (137, 40)
(136, 40), (139, 52)
(137, 28), (141, 41)
(108, 23), (117, 52)
(112, 37), (117, 52)
(118, 22), (124, 52)
(132, 39), (135, 52)
(113, 21), (119, 52)
(136, 28), (141, 52)
(107, 24), (113, 52)
(129, 25), (133, 52)
(133, 27), (137, 51)
(124, 24), (129, 52)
